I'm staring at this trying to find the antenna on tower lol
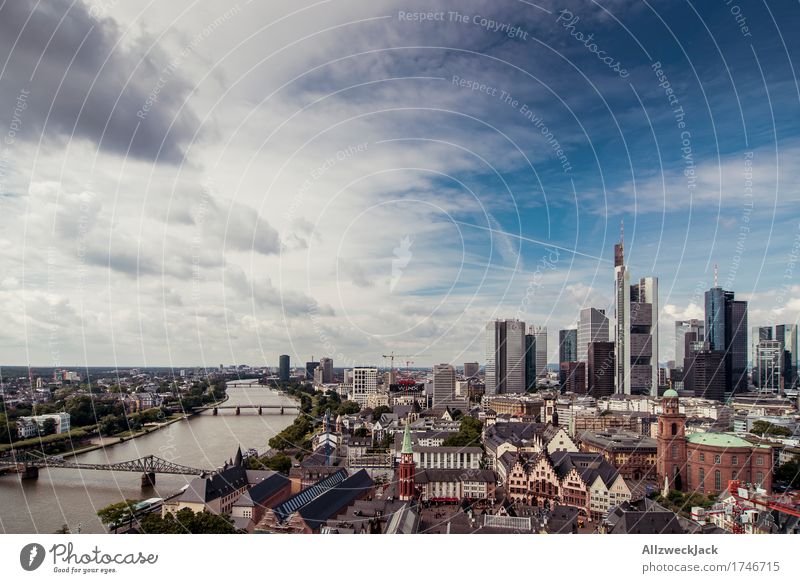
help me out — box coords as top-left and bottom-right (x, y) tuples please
(713, 263), (718, 288)
(620, 219), (624, 245)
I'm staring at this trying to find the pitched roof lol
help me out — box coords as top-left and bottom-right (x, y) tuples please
(272, 468), (348, 522)
(295, 470), (374, 530)
(232, 472), (290, 508)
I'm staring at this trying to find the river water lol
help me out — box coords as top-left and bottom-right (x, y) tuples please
(0, 383), (296, 533)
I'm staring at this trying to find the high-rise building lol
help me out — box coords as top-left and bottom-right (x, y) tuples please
(776, 324), (798, 390)
(683, 349), (726, 401)
(587, 341), (615, 398)
(485, 319), (526, 394)
(463, 362), (479, 379)
(675, 319), (704, 366)
(559, 329), (577, 364)
(279, 354), (290, 382)
(533, 326), (548, 380)
(524, 333), (536, 390)
(578, 308), (609, 363)
(614, 227), (659, 396)
(351, 367), (378, 405)
(756, 340), (783, 393)
(432, 363), (457, 411)
(705, 286), (748, 396)
(305, 361), (320, 381)
(319, 357), (333, 383)
(560, 361), (586, 394)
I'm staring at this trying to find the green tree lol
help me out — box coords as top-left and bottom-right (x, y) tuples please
(371, 405), (391, 421)
(247, 452), (292, 474)
(139, 508), (238, 534)
(40, 418), (57, 436)
(336, 401), (360, 416)
(750, 420), (792, 437)
(442, 416), (483, 447)
(98, 414), (120, 436)
(97, 500), (139, 528)
(774, 459), (800, 488)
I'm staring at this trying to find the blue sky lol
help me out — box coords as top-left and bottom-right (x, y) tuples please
(1, 0), (800, 367)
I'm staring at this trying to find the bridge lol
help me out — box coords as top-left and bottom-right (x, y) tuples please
(0, 451), (212, 488)
(193, 404), (300, 415)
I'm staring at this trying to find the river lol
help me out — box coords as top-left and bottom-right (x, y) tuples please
(0, 383), (296, 533)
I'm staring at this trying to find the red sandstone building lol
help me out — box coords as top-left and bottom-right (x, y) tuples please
(657, 389), (773, 495)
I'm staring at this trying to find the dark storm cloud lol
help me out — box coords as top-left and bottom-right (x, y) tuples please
(0, 0), (200, 163)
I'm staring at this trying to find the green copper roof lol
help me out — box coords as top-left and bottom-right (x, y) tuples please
(401, 423), (413, 455)
(686, 432), (752, 448)
(662, 389), (679, 398)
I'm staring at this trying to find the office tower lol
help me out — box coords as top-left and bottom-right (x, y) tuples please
(313, 366), (324, 385)
(463, 362), (479, 378)
(578, 308), (609, 363)
(675, 319), (704, 366)
(534, 326), (548, 379)
(305, 360), (320, 381)
(756, 340), (783, 393)
(683, 349), (726, 401)
(319, 357), (333, 383)
(279, 354), (290, 382)
(776, 324), (798, 390)
(705, 286), (748, 396)
(614, 227), (659, 396)
(524, 332), (536, 390)
(351, 367), (378, 404)
(559, 329), (577, 364)
(560, 362), (586, 394)
(485, 319), (526, 394)
(432, 364), (457, 410)
(587, 341), (615, 398)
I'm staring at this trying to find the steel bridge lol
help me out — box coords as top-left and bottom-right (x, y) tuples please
(0, 451), (212, 487)
(193, 404), (300, 415)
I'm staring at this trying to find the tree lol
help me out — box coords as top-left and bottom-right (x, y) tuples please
(139, 508), (238, 534)
(98, 414), (120, 436)
(40, 418), (57, 436)
(750, 420), (792, 437)
(442, 416), (483, 447)
(247, 452), (292, 474)
(354, 427), (369, 438)
(97, 500), (139, 529)
(371, 405), (391, 421)
(774, 459), (800, 488)
(336, 401), (360, 416)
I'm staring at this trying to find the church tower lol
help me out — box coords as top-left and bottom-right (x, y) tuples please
(657, 389), (687, 491)
(398, 423), (416, 501)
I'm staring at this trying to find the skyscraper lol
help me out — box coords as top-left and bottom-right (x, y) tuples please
(432, 363), (457, 411)
(319, 357), (333, 383)
(559, 329), (577, 364)
(705, 286), (748, 396)
(588, 341), (615, 398)
(578, 308), (609, 363)
(524, 332), (536, 391)
(756, 340), (783, 393)
(305, 360), (320, 381)
(463, 362), (479, 378)
(776, 324), (798, 390)
(485, 319), (526, 394)
(614, 226), (659, 396)
(534, 326), (548, 380)
(675, 319), (704, 366)
(279, 354), (290, 382)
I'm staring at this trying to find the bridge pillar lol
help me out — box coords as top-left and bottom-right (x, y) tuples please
(21, 466), (39, 480)
(213, 407), (218, 416)
(258, 406), (262, 415)
(141, 472), (156, 488)
(235, 406), (240, 415)
(280, 406), (284, 414)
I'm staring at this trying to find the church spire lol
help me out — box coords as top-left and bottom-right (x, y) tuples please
(401, 422), (413, 455)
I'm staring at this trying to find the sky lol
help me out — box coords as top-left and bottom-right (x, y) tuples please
(1, 0), (800, 369)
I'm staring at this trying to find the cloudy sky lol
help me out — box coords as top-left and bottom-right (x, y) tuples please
(1, 0), (799, 369)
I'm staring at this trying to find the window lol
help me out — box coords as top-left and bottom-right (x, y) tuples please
(671, 422), (677, 436)
(714, 455), (721, 464)
(699, 453), (705, 462)
(714, 470), (721, 491)
(756, 472), (764, 485)
(699, 468), (705, 488)
(672, 444), (678, 460)
(756, 456), (764, 466)
(732, 455), (738, 466)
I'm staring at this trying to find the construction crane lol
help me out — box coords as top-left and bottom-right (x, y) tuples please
(381, 352), (418, 375)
